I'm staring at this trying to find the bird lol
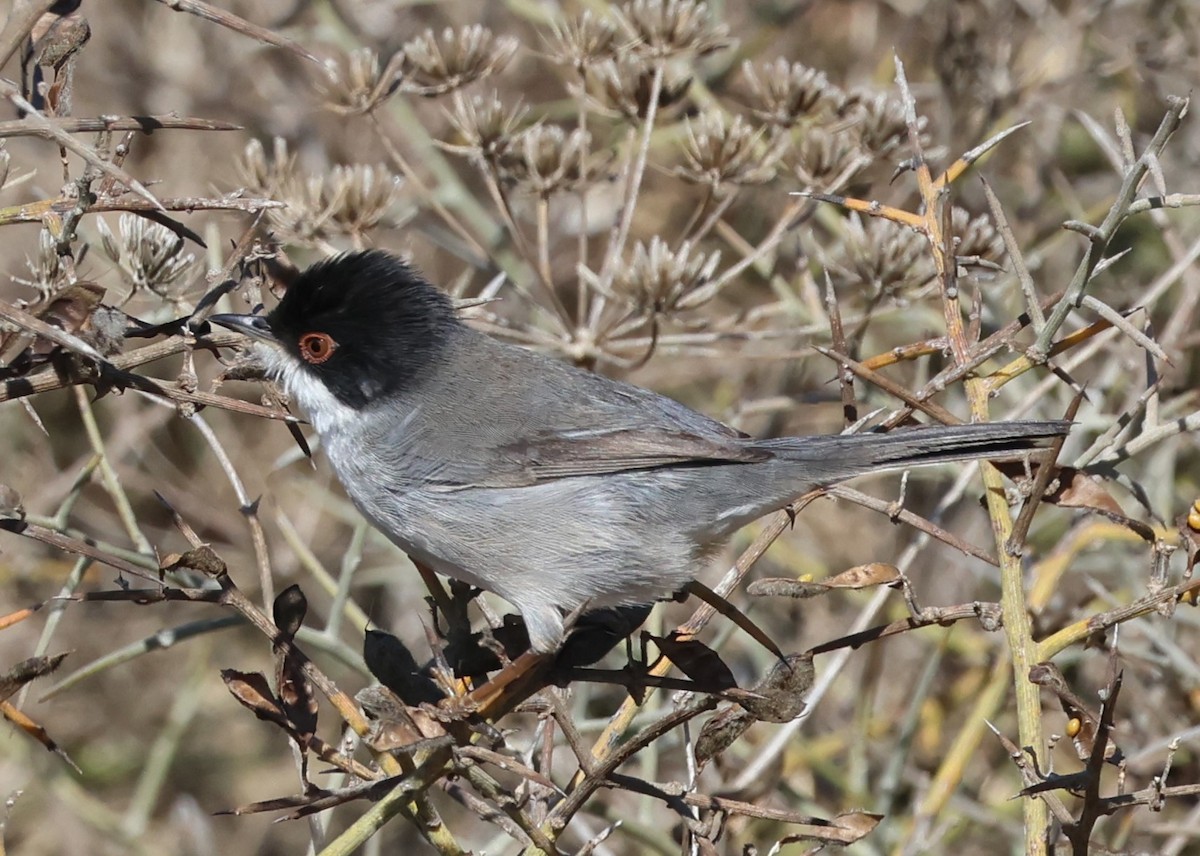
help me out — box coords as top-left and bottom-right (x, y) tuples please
(211, 250), (1067, 658)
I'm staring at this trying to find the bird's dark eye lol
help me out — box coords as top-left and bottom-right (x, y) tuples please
(298, 332), (337, 364)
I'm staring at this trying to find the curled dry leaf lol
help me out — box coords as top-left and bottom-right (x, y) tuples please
(823, 563), (901, 589)
(222, 666), (319, 783)
(695, 705), (754, 768)
(997, 462), (1156, 542)
(272, 584), (307, 640)
(831, 810), (885, 838)
(357, 685), (447, 753)
(363, 628), (444, 706)
(276, 651), (317, 751)
(695, 653), (814, 768)
(270, 586), (317, 757)
(748, 564), (899, 599)
(747, 578), (832, 599)
(159, 545), (226, 577)
(1045, 466), (1125, 516)
(647, 632), (737, 691)
(772, 810), (883, 848)
(737, 653), (814, 723)
(0, 653), (69, 702)
(221, 669), (288, 730)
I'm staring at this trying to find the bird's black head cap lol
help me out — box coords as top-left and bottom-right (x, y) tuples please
(267, 250), (459, 409)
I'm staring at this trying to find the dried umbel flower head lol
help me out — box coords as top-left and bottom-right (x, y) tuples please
(545, 10), (621, 73)
(846, 90), (930, 157)
(318, 47), (403, 115)
(503, 124), (593, 196)
(616, 0), (733, 59)
(19, 229), (63, 298)
(583, 54), (693, 120)
(273, 164), (406, 245)
(440, 93), (527, 163)
(236, 140), (405, 245)
(676, 112), (777, 190)
(400, 26), (519, 96)
(790, 127), (869, 188)
(834, 213), (933, 299)
(951, 208), (1004, 265)
(741, 59), (845, 128)
(327, 164), (406, 234)
(0, 143), (33, 195)
(235, 137), (296, 195)
(616, 237), (722, 315)
(97, 214), (195, 300)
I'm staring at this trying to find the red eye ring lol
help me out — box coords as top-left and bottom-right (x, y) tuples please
(298, 332), (337, 365)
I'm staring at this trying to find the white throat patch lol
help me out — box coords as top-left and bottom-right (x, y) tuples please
(252, 342), (358, 436)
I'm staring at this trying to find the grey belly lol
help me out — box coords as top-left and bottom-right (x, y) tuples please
(348, 470), (711, 615)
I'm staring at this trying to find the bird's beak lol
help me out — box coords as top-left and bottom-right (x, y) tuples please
(209, 313), (277, 343)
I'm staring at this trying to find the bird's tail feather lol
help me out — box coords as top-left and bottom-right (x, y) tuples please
(761, 420), (1069, 485)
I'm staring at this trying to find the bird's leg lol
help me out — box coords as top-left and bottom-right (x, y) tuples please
(433, 603), (591, 721)
(433, 649), (555, 721)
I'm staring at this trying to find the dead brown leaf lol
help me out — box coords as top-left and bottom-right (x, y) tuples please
(823, 563), (901, 589)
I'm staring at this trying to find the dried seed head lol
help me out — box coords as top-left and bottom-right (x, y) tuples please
(21, 230), (63, 298)
(235, 137), (297, 195)
(400, 26), (519, 96)
(790, 127), (868, 188)
(847, 90), (930, 157)
(676, 112), (777, 189)
(583, 55), (692, 120)
(97, 214), (195, 299)
(0, 144), (33, 195)
(503, 124), (593, 196)
(318, 47), (403, 115)
(237, 140), (406, 245)
(441, 92), (527, 162)
(836, 214), (932, 298)
(273, 164), (406, 245)
(328, 164), (406, 234)
(741, 59), (844, 128)
(616, 0), (733, 59)
(270, 173), (338, 245)
(616, 237), (722, 315)
(545, 10), (621, 72)
(951, 208), (1004, 266)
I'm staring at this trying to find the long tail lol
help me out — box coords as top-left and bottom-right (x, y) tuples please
(760, 420), (1070, 485)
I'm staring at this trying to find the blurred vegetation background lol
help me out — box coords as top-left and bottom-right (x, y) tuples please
(0, 1), (1198, 854)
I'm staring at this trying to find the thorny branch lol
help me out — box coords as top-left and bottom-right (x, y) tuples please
(2, 3), (1199, 855)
